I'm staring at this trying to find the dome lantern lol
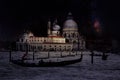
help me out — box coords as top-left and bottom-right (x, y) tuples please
(67, 12), (73, 19)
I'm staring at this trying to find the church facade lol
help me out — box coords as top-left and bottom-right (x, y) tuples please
(16, 12), (86, 51)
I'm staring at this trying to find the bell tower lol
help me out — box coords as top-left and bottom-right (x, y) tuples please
(47, 19), (51, 36)
(52, 19), (61, 36)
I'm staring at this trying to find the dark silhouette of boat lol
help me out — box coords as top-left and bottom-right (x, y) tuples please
(11, 55), (83, 67)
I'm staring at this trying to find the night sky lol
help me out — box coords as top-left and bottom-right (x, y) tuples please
(0, 0), (120, 41)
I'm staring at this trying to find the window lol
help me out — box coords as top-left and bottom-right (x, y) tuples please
(38, 46), (41, 50)
(72, 33), (74, 37)
(21, 39), (23, 42)
(64, 33), (66, 37)
(44, 40), (46, 42)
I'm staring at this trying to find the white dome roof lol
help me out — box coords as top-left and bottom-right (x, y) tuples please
(22, 32), (34, 38)
(63, 19), (78, 30)
(28, 32), (34, 37)
(53, 24), (60, 31)
(23, 33), (28, 37)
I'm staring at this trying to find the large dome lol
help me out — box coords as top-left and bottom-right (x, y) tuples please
(63, 19), (78, 31)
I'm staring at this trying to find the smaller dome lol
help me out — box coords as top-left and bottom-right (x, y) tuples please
(22, 33), (28, 37)
(53, 25), (60, 31)
(22, 32), (34, 38)
(28, 32), (34, 37)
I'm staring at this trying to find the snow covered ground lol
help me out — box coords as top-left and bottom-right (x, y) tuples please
(0, 51), (120, 80)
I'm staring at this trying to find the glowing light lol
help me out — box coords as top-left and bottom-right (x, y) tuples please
(93, 19), (102, 33)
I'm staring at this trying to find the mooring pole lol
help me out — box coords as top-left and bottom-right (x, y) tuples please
(22, 43), (28, 63)
(9, 45), (12, 62)
(33, 47), (35, 61)
(102, 51), (107, 60)
(81, 48), (83, 60)
(91, 50), (94, 64)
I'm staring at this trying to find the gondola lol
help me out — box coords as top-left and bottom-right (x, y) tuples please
(11, 56), (82, 67)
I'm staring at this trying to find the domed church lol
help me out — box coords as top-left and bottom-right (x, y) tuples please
(16, 12), (86, 51)
(63, 12), (80, 43)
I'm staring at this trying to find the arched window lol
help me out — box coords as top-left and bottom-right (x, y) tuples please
(44, 40), (46, 42)
(66, 39), (69, 43)
(68, 34), (70, 37)
(72, 33), (74, 37)
(38, 46), (41, 50)
(64, 33), (66, 37)
(21, 39), (23, 42)
(73, 40), (77, 43)
(20, 44), (22, 51)
(57, 32), (59, 35)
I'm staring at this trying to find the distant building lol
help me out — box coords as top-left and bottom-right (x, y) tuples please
(16, 12), (86, 51)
